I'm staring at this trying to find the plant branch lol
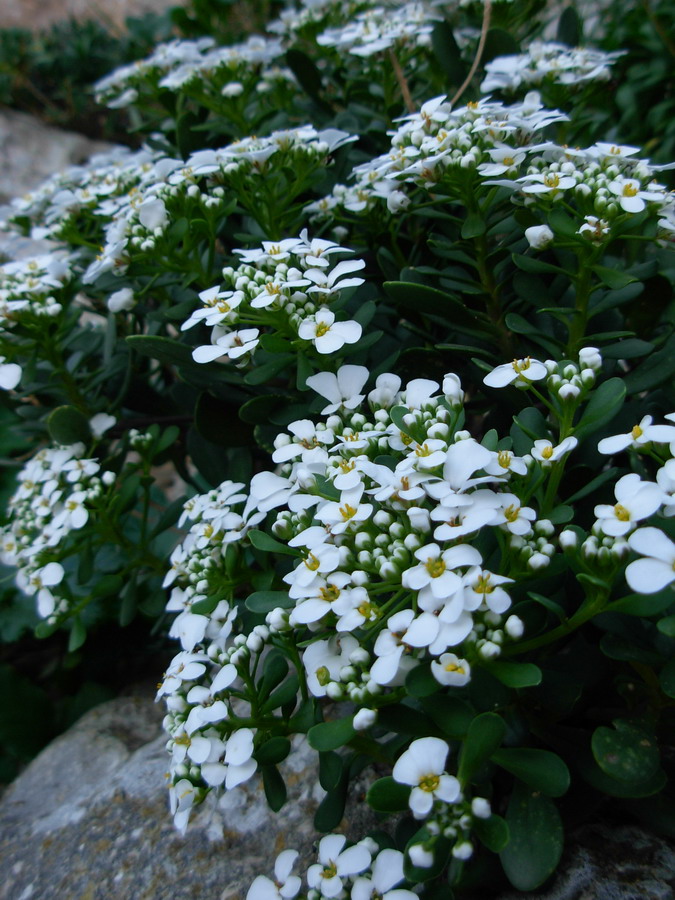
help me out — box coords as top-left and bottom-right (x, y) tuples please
(449, 0), (492, 107)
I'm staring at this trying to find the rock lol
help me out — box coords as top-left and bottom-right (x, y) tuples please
(497, 822), (675, 900)
(0, 109), (113, 206)
(0, 0), (179, 32)
(0, 693), (373, 900)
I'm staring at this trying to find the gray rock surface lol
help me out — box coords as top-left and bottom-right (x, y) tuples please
(0, 109), (112, 206)
(0, 0), (179, 32)
(0, 694), (371, 900)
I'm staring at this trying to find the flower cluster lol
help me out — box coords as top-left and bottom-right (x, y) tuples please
(308, 93), (568, 216)
(316, 1), (441, 58)
(0, 441), (112, 621)
(247, 839), (417, 900)
(182, 230), (365, 362)
(2, 144), (163, 244)
(85, 127), (355, 284)
(94, 33), (295, 114)
(480, 41), (626, 94)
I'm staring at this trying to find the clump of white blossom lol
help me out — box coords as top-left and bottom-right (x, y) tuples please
(182, 229), (365, 362)
(316, 1), (441, 57)
(0, 442), (113, 621)
(480, 41), (626, 94)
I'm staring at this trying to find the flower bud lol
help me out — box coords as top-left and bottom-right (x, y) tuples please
(472, 797), (491, 819)
(525, 225), (554, 250)
(353, 708), (377, 731)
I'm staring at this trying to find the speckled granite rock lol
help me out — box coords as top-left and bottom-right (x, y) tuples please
(497, 822), (675, 900)
(0, 694), (373, 900)
(0, 109), (113, 206)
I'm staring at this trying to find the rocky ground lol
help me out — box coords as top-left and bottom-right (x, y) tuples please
(0, 0), (179, 32)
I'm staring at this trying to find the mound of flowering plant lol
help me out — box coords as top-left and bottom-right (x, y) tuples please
(1, 0), (675, 896)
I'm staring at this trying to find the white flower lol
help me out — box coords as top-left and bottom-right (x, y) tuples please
(307, 834), (371, 898)
(352, 848), (416, 900)
(297, 309), (362, 354)
(625, 527), (675, 594)
(107, 287), (135, 312)
(392, 736), (460, 819)
(608, 176), (666, 213)
(89, 413), (116, 438)
(598, 416), (675, 454)
(0, 358), (21, 390)
(306, 365), (369, 414)
(483, 357), (548, 389)
(247, 849), (301, 900)
(430, 653), (471, 686)
(524, 225), (554, 249)
(594, 473), (664, 537)
(192, 327), (260, 363)
(531, 436), (578, 465)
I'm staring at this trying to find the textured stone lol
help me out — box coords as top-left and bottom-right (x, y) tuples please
(0, 0), (179, 32)
(0, 694), (373, 900)
(0, 109), (112, 206)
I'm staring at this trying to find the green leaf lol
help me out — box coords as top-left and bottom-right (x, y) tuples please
(592, 265), (637, 290)
(404, 833), (452, 883)
(592, 720), (660, 783)
(601, 339), (654, 359)
(486, 661), (542, 688)
(367, 776), (411, 814)
(482, 28), (520, 63)
(262, 674), (299, 713)
(285, 48), (326, 104)
(461, 213), (486, 239)
(126, 334), (194, 367)
(258, 651), (289, 698)
(421, 695), (473, 739)
(262, 764), (287, 811)
(457, 712), (506, 785)
(547, 208), (579, 238)
(512, 253), (566, 276)
(624, 332), (675, 394)
(256, 737), (291, 766)
(314, 774), (348, 832)
(557, 5), (582, 45)
(239, 394), (291, 424)
(492, 749), (570, 797)
(574, 378), (626, 440)
(244, 354), (294, 386)
(377, 704), (437, 737)
(608, 588), (675, 617)
(47, 405), (91, 445)
(319, 751), (343, 792)
(564, 467), (620, 503)
(660, 659), (675, 699)
(406, 662), (440, 698)
(657, 615), (675, 637)
(431, 20), (466, 84)
(245, 590), (293, 613)
(248, 530), (300, 556)
(500, 781), (563, 890)
(382, 282), (490, 333)
(308, 716), (356, 751)
(474, 814), (510, 852)
(68, 618), (87, 652)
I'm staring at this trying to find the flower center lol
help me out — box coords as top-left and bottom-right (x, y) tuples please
(622, 183), (638, 197)
(503, 156), (515, 166)
(497, 450), (512, 469)
(320, 583), (341, 603)
(357, 600), (378, 620)
(316, 666), (331, 686)
(304, 552), (321, 571)
(340, 503), (357, 520)
(541, 444), (554, 460)
(419, 773), (440, 792)
(315, 322), (330, 338)
(415, 443), (432, 457)
(631, 424), (643, 440)
(400, 432), (413, 446)
(544, 173), (560, 188)
(475, 573), (495, 594)
(425, 557), (446, 578)
(322, 862), (338, 880)
(614, 503), (631, 522)
(503, 504), (520, 523)
(511, 357), (531, 374)
(445, 661), (466, 674)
